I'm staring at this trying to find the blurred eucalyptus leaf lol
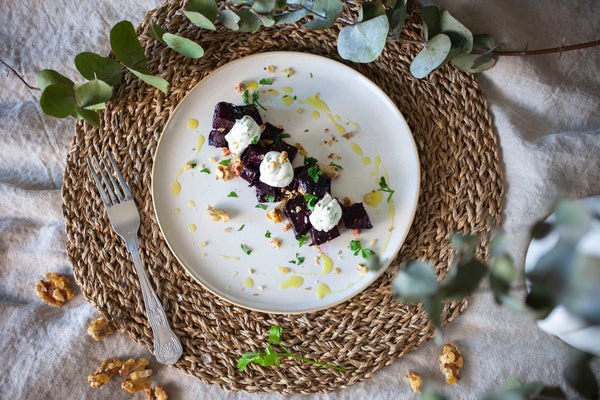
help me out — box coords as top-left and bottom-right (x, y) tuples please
(338, 15), (389, 62)
(409, 33), (451, 78)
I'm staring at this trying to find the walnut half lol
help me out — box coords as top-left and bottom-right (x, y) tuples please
(206, 205), (229, 222)
(145, 385), (168, 400)
(440, 343), (463, 384)
(35, 272), (74, 307)
(120, 358), (153, 393)
(88, 358), (123, 389)
(87, 315), (115, 341)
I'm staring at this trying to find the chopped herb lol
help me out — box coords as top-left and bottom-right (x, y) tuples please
(266, 195), (275, 203)
(219, 159), (231, 166)
(298, 235), (309, 247)
(290, 253), (305, 264)
(329, 162), (343, 170)
(293, 96), (297, 100)
(310, 72), (313, 78)
(349, 240), (375, 259)
(228, 191), (238, 198)
(238, 224), (245, 231)
(242, 89), (250, 104)
(256, 204), (267, 210)
(241, 243), (252, 255)
(307, 165), (323, 183)
(259, 78), (274, 85)
(200, 167), (210, 174)
(304, 129), (309, 132)
(304, 156), (318, 165)
(378, 176), (395, 202)
(273, 133), (291, 144)
(251, 135), (259, 144)
(252, 91), (267, 111)
(304, 194), (319, 211)
(243, 89), (267, 110)
(265, 231), (271, 238)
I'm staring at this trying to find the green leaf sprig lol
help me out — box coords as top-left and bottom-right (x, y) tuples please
(237, 325), (347, 372)
(307, 165), (323, 183)
(349, 240), (375, 259)
(304, 194), (319, 211)
(378, 176), (395, 202)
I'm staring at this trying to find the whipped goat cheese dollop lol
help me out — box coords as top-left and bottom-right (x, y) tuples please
(224, 115), (262, 155)
(259, 151), (294, 187)
(309, 193), (342, 232)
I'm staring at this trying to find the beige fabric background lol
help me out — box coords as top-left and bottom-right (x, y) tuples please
(0, 0), (599, 398)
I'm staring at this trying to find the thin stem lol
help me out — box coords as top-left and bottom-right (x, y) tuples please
(296, 4), (355, 25)
(472, 39), (600, 56)
(0, 58), (40, 91)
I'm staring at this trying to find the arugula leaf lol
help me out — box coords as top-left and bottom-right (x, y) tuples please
(378, 176), (395, 202)
(307, 165), (323, 183)
(228, 191), (238, 197)
(219, 159), (231, 166)
(241, 243), (252, 255)
(304, 194), (319, 211)
(259, 78), (274, 85)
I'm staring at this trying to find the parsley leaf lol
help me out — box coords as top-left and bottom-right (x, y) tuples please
(266, 195), (275, 203)
(241, 243), (252, 255)
(378, 176), (395, 202)
(228, 191), (238, 198)
(219, 159), (231, 166)
(298, 235), (309, 247)
(307, 165), (323, 183)
(242, 89), (250, 105)
(268, 325), (282, 344)
(238, 224), (245, 231)
(273, 133), (291, 144)
(304, 194), (319, 211)
(252, 91), (267, 111)
(256, 204), (267, 210)
(259, 78), (274, 85)
(349, 240), (375, 259)
(329, 162), (343, 170)
(265, 230), (271, 238)
(304, 156), (318, 165)
(251, 135), (259, 144)
(200, 167), (210, 174)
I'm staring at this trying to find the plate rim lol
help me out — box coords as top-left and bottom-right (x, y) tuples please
(151, 51), (421, 314)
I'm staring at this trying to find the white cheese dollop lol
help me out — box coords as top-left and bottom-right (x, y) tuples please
(224, 115), (262, 155)
(309, 193), (342, 232)
(259, 151), (294, 187)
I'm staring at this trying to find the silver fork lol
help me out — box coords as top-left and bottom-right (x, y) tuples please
(87, 151), (182, 365)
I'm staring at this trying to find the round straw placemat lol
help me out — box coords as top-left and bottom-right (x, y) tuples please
(62, 0), (503, 394)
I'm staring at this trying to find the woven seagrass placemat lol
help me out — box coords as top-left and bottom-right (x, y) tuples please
(62, 0), (503, 394)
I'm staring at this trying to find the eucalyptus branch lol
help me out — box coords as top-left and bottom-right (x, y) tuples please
(296, 4), (355, 25)
(0, 58), (40, 91)
(472, 39), (600, 57)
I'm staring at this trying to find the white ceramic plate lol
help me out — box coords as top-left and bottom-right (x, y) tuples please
(152, 52), (420, 313)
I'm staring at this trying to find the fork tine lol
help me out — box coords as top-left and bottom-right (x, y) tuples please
(99, 153), (126, 202)
(93, 155), (119, 205)
(87, 158), (112, 207)
(107, 152), (133, 200)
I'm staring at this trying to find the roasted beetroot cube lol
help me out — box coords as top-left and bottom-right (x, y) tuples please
(212, 102), (263, 131)
(342, 202), (373, 230)
(261, 122), (284, 140)
(294, 165), (331, 198)
(273, 141), (298, 163)
(208, 129), (228, 148)
(254, 181), (283, 203)
(310, 226), (340, 246)
(283, 195), (312, 238)
(241, 144), (268, 168)
(240, 164), (259, 186)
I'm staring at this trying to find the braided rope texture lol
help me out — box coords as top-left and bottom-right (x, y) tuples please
(62, 0), (503, 394)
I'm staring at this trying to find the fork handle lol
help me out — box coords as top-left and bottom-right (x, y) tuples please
(125, 232), (183, 365)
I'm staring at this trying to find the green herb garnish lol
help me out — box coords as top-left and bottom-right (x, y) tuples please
(228, 191), (238, 198)
(241, 243), (252, 255)
(256, 204), (267, 210)
(307, 165), (323, 183)
(266, 195), (275, 203)
(219, 159), (231, 166)
(251, 135), (259, 144)
(310, 72), (313, 78)
(265, 231), (271, 238)
(242, 89), (267, 111)
(288, 252), (305, 265)
(242, 89), (250, 104)
(273, 132), (291, 144)
(200, 167), (210, 174)
(238, 325), (346, 372)
(304, 194), (319, 211)
(238, 224), (245, 231)
(259, 78), (274, 85)
(298, 235), (309, 247)
(329, 162), (343, 170)
(304, 156), (318, 165)
(349, 240), (375, 259)
(378, 176), (395, 202)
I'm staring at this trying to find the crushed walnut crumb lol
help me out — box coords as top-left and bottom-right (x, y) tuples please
(283, 223), (291, 232)
(266, 208), (284, 223)
(281, 68), (293, 76)
(440, 343), (463, 385)
(319, 164), (339, 179)
(327, 153), (341, 159)
(352, 229), (361, 238)
(356, 264), (367, 273)
(342, 131), (354, 140)
(296, 108), (304, 114)
(405, 370), (422, 392)
(216, 165), (233, 181)
(267, 65), (276, 73)
(206, 205), (229, 222)
(208, 157), (217, 163)
(222, 148), (231, 157)
(35, 272), (74, 307)
(235, 82), (246, 93)
(145, 385), (168, 400)
(333, 268), (340, 274)
(270, 238), (281, 248)
(120, 358), (152, 393)
(295, 143), (308, 157)
(278, 151), (289, 164)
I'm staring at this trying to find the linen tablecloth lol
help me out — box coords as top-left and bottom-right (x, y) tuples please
(1, 0), (599, 398)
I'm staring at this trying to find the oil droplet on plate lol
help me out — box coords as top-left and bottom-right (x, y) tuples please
(282, 87), (293, 94)
(351, 142), (363, 157)
(276, 266), (291, 274)
(267, 89), (279, 97)
(243, 277), (254, 289)
(247, 81), (258, 91)
(318, 252), (333, 275)
(312, 111), (320, 119)
(299, 93), (331, 112)
(362, 157), (371, 165)
(281, 95), (293, 106)
(187, 118), (199, 129)
(188, 224), (197, 232)
(279, 276), (303, 290)
(334, 115), (341, 122)
(218, 255), (240, 261)
(347, 119), (360, 130)
(171, 168), (184, 195)
(364, 190), (383, 207)
(174, 208), (181, 214)
(316, 283), (331, 300)
(188, 200), (196, 207)
(326, 114), (346, 133)
(194, 135), (205, 157)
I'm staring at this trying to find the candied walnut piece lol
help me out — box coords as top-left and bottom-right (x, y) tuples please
(87, 315), (116, 341)
(119, 358), (149, 376)
(122, 369), (153, 393)
(35, 272), (74, 307)
(145, 385), (168, 400)
(216, 165), (233, 181)
(319, 164), (339, 179)
(439, 343), (463, 384)
(295, 142), (308, 157)
(206, 205), (229, 222)
(266, 208), (284, 223)
(235, 82), (246, 93)
(405, 370), (422, 393)
(267, 65), (276, 73)
(88, 358), (123, 389)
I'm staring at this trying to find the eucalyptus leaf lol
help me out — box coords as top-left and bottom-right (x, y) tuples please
(564, 349), (599, 400)
(187, 0), (217, 22)
(393, 260), (439, 301)
(555, 200), (591, 240)
(423, 295), (443, 330)
(274, 9), (309, 25)
(218, 9), (241, 31)
(409, 33), (451, 78)
(74, 52), (123, 86)
(359, 1), (385, 22)
(163, 33), (205, 58)
(252, 0), (276, 14)
(383, 0), (397, 7)
(76, 106), (101, 128)
(489, 254), (516, 301)
(184, 11), (217, 30)
(237, 8), (261, 32)
(500, 376), (524, 391)
(128, 68), (169, 93)
(440, 257), (487, 300)
(440, 10), (473, 53)
(275, 0), (287, 11)
(561, 254), (600, 323)
(260, 15), (275, 27)
(451, 53), (496, 73)
(473, 33), (497, 51)
(302, 17), (334, 30)
(148, 22), (167, 44)
(531, 221), (554, 239)
(422, 5), (440, 41)
(40, 83), (77, 118)
(37, 69), (74, 92)
(83, 102), (106, 111)
(420, 388), (447, 400)
(74, 79), (112, 108)
(337, 15), (389, 63)
(110, 20), (149, 73)
(387, 3), (408, 39)
(310, 0), (343, 21)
